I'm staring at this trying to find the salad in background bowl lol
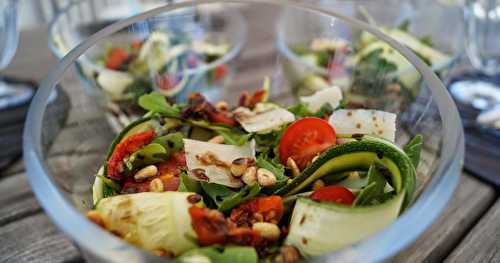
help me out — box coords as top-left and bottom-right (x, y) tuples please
(49, 0), (246, 131)
(277, 1), (461, 112)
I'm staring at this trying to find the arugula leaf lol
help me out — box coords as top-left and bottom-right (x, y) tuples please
(256, 155), (288, 193)
(313, 103), (334, 118)
(419, 35), (433, 48)
(398, 19), (410, 32)
(403, 134), (423, 168)
(253, 129), (285, 161)
(287, 103), (313, 118)
(200, 182), (261, 212)
(179, 246), (258, 263)
(152, 132), (184, 153)
(216, 130), (253, 146)
(353, 164), (387, 206)
(188, 119), (233, 132)
(178, 172), (202, 193)
(352, 48), (398, 96)
(138, 92), (180, 117)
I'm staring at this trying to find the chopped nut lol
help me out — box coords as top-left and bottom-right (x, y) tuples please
(134, 165), (158, 181)
(312, 179), (325, 191)
(241, 166), (257, 185)
(253, 222), (280, 241)
(196, 151), (229, 168)
(86, 210), (104, 227)
(187, 194), (202, 204)
(208, 135), (225, 144)
(230, 157), (256, 177)
(150, 178), (164, 192)
(215, 101), (229, 111)
(257, 168), (277, 187)
(190, 168), (209, 181)
(287, 157), (301, 177)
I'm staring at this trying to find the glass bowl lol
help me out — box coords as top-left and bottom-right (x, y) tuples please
(276, 0), (463, 110)
(24, 1), (464, 262)
(49, 0), (246, 131)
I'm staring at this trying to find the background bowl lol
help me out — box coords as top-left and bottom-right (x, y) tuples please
(25, 1), (463, 262)
(49, 0), (246, 131)
(277, 0), (463, 111)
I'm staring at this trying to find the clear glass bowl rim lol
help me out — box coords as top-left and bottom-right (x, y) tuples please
(23, 0), (464, 262)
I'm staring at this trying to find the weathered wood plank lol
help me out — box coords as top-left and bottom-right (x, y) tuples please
(0, 159), (25, 177)
(0, 173), (42, 226)
(0, 214), (82, 263)
(444, 197), (500, 263)
(390, 174), (497, 263)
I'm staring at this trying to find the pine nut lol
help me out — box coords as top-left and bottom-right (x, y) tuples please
(253, 222), (280, 241)
(287, 157), (301, 177)
(230, 157), (256, 177)
(257, 168), (277, 187)
(150, 178), (164, 192)
(241, 166), (257, 185)
(134, 165), (158, 181)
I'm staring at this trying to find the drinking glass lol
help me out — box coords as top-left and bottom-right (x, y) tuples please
(450, 0), (500, 130)
(0, 0), (22, 110)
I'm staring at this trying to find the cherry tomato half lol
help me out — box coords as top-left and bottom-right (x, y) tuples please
(279, 117), (336, 170)
(310, 186), (355, 205)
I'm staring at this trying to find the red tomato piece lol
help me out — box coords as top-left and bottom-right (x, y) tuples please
(230, 196), (284, 227)
(310, 186), (355, 205)
(214, 64), (227, 81)
(105, 47), (129, 70)
(189, 206), (229, 246)
(279, 117), (336, 170)
(107, 130), (156, 180)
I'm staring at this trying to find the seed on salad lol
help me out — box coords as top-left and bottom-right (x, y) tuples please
(150, 178), (164, 192)
(253, 222), (280, 241)
(287, 157), (301, 177)
(134, 165), (158, 181)
(86, 210), (104, 227)
(191, 168), (209, 181)
(312, 179), (325, 191)
(231, 157), (256, 177)
(242, 166), (257, 185)
(215, 101), (229, 111)
(208, 135), (225, 144)
(257, 168), (276, 187)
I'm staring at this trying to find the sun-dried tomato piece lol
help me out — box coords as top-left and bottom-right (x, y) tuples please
(182, 93), (237, 126)
(228, 227), (263, 247)
(238, 89), (266, 109)
(189, 206), (229, 246)
(230, 196), (284, 227)
(157, 152), (186, 177)
(107, 130), (156, 180)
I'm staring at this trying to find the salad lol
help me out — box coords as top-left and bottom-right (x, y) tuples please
(94, 31), (230, 128)
(86, 79), (421, 262)
(288, 21), (451, 111)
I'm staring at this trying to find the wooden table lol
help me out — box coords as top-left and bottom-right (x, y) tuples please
(2, 11), (500, 263)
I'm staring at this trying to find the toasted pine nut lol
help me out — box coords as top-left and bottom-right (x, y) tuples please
(312, 179), (325, 191)
(287, 157), (301, 177)
(230, 157), (256, 177)
(257, 168), (277, 187)
(242, 166), (257, 185)
(215, 101), (229, 111)
(134, 165), (158, 181)
(253, 222), (280, 241)
(150, 178), (164, 192)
